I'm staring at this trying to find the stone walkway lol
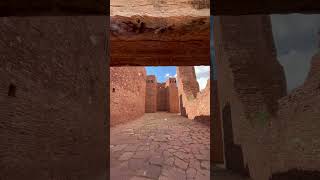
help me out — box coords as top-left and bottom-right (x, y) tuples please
(110, 112), (210, 180)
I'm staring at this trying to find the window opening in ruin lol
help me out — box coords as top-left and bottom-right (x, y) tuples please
(8, 84), (16, 97)
(112, 88), (115, 92)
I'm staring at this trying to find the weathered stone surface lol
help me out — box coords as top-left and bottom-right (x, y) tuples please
(175, 157), (188, 170)
(146, 76), (179, 113)
(177, 67), (210, 120)
(110, 67), (146, 126)
(110, 16), (210, 66)
(157, 83), (168, 111)
(187, 168), (197, 178)
(214, 14), (320, 180)
(145, 75), (157, 113)
(0, 16), (108, 180)
(110, 113), (210, 180)
(111, 0), (209, 17)
(119, 152), (134, 161)
(166, 78), (180, 113)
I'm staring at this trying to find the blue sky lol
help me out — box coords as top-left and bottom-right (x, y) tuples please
(145, 66), (176, 82)
(145, 66), (210, 90)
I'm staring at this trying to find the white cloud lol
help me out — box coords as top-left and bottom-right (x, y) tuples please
(194, 66), (210, 90)
(165, 73), (177, 79)
(271, 14), (320, 92)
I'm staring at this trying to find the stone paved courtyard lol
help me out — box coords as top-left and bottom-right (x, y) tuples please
(110, 112), (210, 180)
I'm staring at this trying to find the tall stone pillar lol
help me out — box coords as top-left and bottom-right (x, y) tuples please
(177, 66), (200, 117)
(145, 75), (157, 113)
(165, 78), (179, 113)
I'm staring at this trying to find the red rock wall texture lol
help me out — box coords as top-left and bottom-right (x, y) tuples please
(0, 17), (108, 180)
(145, 76), (179, 113)
(177, 66), (210, 120)
(214, 15), (320, 180)
(165, 78), (180, 113)
(110, 67), (146, 126)
(110, 16), (210, 66)
(145, 75), (157, 113)
(157, 83), (168, 111)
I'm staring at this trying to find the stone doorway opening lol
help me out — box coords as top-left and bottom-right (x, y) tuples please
(109, 65), (211, 180)
(110, 0), (211, 178)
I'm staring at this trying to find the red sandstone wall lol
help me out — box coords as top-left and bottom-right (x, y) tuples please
(0, 17), (108, 180)
(110, 67), (146, 126)
(177, 66), (210, 120)
(165, 78), (180, 113)
(145, 75), (157, 113)
(214, 15), (320, 180)
(157, 83), (168, 111)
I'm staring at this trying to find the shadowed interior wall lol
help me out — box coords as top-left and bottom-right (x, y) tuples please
(212, 80), (224, 163)
(0, 16), (108, 180)
(110, 67), (146, 126)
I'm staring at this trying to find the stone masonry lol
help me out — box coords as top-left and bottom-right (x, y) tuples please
(177, 66), (210, 120)
(110, 67), (147, 127)
(214, 15), (320, 180)
(165, 78), (180, 113)
(146, 75), (180, 113)
(157, 83), (168, 111)
(146, 75), (157, 113)
(0, 17), (108, 180)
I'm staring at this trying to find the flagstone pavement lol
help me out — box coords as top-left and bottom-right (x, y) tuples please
(110, 112), (210, 180)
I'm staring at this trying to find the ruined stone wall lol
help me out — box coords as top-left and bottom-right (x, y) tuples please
(157, 83), (168, 111)
(145, 77), (179, 113)
(177, 66), (210, 120)
(145, 75), (157, 113)
(0, 17), (108, 180)
(165, 78), (180, 113)
(214, 15), (320, 180)
(270, 50), (320, 175)
(110, 67), (146, 126)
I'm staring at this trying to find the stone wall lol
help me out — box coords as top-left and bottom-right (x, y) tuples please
(177, 66), (210, 120)
(145, 75), (157, 113)
(110, 67), (146, 126)
(214, 15), (320, 180)
(212, 80), (224, 163)
(157, 83), (168, 111)
(0, 17), (108, 180)
(165, 78), (180, 113)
